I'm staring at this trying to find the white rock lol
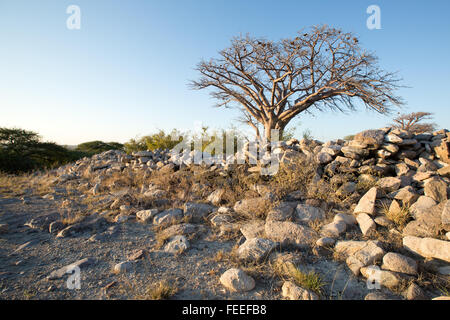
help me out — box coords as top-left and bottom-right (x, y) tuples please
(356, 213), (376, 235)
(281, 281), (319, 300)
(113, 261), (134, 274)
(336, 240), (385, 275)
(220, 268), (255, 292)
(381, 252), (418, 275)
(320, 220), (347, 238)
(164, 235), (189, 254)
(354, 187), (378, 215)
(360, 265), (401, 289)
(265, 220), (317, 248)
(237, 238), (276, 262)
(403, 236), (450, 263)
(136, 209), (158, 223)
(153, 208), (183, 227)
(316, 237), (336, 247)
(295, 204), (325, 222)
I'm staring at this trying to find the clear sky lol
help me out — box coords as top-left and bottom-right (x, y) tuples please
(1, 0), (449, 145)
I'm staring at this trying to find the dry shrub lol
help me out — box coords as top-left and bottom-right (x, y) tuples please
(268, 157), (318, 200)
(138, 280), (178, 300)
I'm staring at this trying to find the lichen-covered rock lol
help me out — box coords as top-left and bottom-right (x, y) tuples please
(153, 208), (183, 227)
(295, 204), (325, 223)
(136, 209), (158, 223)
(184, 202), (215, 222)
(265, 220), (317, 248)
(237, 238), (276, 262)
(164, 235), (190, 254)
(233, 197), (270, 217)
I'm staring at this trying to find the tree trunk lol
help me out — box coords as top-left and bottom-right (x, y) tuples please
(263, 120), (285, 143)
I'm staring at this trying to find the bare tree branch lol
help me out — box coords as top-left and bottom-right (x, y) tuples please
(190, 25), (404, 140)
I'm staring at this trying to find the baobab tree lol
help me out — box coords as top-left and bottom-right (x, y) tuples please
(190, 25), (404, 141)
(391, 112), (436, 133)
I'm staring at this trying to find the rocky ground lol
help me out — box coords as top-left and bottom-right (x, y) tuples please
(0, 127), (449, 300)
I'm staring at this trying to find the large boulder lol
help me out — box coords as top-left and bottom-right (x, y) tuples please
(184, 202), (215, 222)
(356, 213), (376, 236)
(281, 281), (319, 300)
(442, 200), (450, 231)
(295, 204), (326, 223)
(153, 208), (183, 227)
(233, 197), (271, 218)
(381, 252), (418, 275)
(354, 129), (385, 147)
(335, 240), (385, 276)
(403, 236), (450, 262)
(354, 187), (378, 215)
(240, 220), (266, 239)
(424, 178), (448, 203)
(237, 238), (276, 262)
(265, 220), (317, 248)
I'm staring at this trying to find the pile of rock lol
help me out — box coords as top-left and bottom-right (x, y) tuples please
(30, 126), (450, 300)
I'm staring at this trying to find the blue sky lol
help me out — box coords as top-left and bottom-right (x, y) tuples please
(1, 0), (449, 145)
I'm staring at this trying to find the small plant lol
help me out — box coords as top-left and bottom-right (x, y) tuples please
(141, 280), (178, 300)
(272, 259), (326, 297)
(380, 201), (410, 229)
(289, 268), (326, 297)
(213, 250), (229, 262)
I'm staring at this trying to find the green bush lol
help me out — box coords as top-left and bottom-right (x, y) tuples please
(124, 129), (184, 154)
(124, 127), (249, 155)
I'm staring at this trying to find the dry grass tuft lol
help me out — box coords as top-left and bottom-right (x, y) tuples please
(138, 280), (178, 300)
(380, 201), (410, 229)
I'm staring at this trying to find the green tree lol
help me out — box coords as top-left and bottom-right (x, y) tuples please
(0, 127), (84, 173)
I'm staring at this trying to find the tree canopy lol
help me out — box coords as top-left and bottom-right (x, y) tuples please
(191, 25), (404, 140)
